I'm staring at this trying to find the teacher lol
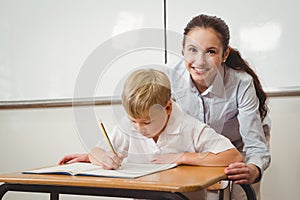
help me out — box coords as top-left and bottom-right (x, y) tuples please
(164, 14), (270, 199)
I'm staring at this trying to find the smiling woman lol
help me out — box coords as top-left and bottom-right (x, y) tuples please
(169, 14), (270, 200)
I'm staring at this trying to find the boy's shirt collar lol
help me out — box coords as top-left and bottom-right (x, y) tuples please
(160, 100), (182, 136)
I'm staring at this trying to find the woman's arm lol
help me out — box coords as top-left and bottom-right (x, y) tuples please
(232, 76), (271, 184)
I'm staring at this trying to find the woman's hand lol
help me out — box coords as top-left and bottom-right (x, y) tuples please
(225, 162), (260, 184)
(58, 153), (89, 165)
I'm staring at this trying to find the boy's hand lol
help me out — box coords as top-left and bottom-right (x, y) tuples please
(58, 153), (89, 165)
(100, 152), (124, 170)
(90, 150), (123, 170)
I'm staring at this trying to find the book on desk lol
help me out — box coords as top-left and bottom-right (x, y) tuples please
(22, 162), (177, 179)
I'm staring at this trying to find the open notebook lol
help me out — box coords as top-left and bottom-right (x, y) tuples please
(22, 162), (177, 179)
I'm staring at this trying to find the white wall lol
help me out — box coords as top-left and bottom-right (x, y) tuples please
(261, 97), (300, 200)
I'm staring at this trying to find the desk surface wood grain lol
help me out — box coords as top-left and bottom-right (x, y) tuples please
(0, 165), (227, 193)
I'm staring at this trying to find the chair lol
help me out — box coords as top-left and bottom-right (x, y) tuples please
(207, 181), (229, 200)
(207, 181), (257, 200)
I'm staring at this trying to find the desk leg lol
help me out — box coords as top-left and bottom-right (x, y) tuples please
(50, 192), (59, 200)
(0, 183), (60, 200)
(0, 184), (9, 199)
(0, 183), (188, 200)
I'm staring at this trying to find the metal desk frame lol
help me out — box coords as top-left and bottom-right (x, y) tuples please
(0, 182), (256, 200)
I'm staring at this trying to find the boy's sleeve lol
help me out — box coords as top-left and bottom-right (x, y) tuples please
(95, 119), (129, 157)
(194, 124), (235, 154)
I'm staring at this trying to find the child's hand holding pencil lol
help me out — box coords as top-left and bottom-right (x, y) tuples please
(88, 121), (123, 170)
(89, 147), (123, 170)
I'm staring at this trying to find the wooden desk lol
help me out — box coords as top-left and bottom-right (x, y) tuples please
(0, 165), (226, 200)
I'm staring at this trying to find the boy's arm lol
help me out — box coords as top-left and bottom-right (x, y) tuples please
(151, 148), (242, 166)
(89, 147), (123, 169)
(178, 148), (243, 166)
(58, 153), (90, 165)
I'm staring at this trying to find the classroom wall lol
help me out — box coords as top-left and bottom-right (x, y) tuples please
(261, 97), (300, 200)
(1, 98), (300, 200)
(1, 0), (300, 199)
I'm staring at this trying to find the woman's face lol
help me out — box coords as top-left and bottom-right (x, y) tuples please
(183, 27), (228, 91)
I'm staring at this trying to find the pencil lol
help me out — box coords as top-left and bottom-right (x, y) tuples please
(99, 121), (117, 155)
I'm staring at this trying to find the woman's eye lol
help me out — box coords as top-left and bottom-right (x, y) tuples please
(143, 121), (151, 125)
(188, 47), (197, 53)
(207, 49), (216, 55)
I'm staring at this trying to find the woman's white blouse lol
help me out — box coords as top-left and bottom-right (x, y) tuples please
(167, 61), (270, 172)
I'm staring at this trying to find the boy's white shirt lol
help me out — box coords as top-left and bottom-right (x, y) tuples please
(96, 101), (235, 164)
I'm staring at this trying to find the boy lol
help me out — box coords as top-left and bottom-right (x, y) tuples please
(89, 68), (242, 169)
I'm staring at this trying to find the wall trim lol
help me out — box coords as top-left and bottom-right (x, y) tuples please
(1, 87), (300, 109)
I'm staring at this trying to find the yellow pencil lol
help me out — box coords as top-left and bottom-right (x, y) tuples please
(99, 121), (117, 155)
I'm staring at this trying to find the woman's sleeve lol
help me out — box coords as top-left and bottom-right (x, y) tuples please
(237, 77), (271, 172)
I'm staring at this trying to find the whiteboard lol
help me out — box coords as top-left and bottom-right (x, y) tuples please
(0, 0), (165, 100)
(166, 0), (300, 89)
(1, 0), (299, 101)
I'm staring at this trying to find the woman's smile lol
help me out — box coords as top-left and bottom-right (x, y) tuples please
(192, 66), (211, 74)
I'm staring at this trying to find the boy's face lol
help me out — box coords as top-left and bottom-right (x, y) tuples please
(128, 101), (172, 139)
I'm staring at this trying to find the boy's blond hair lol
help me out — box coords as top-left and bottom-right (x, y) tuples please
(122, 68), (171, 118)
